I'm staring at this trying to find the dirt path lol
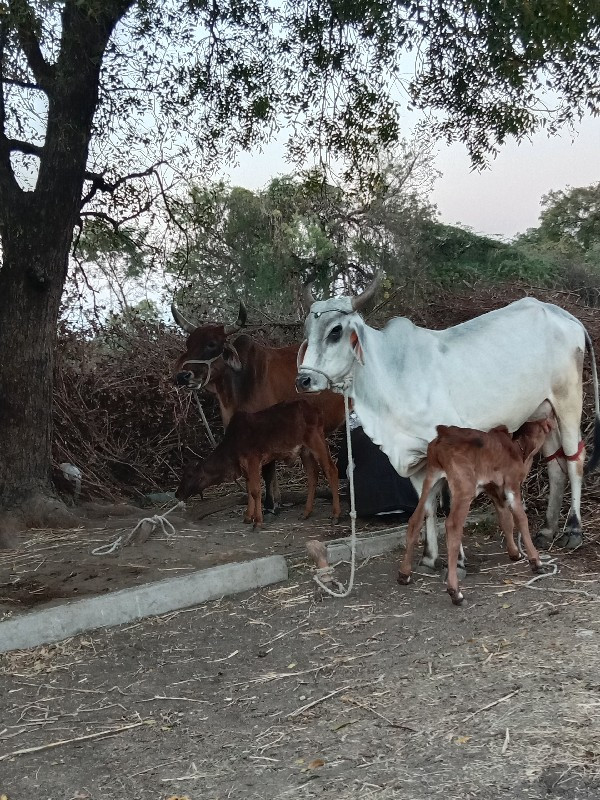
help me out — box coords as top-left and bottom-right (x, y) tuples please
(1, 530), (600, 800)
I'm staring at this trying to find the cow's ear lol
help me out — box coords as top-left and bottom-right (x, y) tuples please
(223, 343), (243, 372)
(349, 328), (365, 365)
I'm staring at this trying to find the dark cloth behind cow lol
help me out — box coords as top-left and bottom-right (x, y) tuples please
(336, 427), (419, 520)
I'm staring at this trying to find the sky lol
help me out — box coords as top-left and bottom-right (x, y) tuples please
(224, 114), (600, 241)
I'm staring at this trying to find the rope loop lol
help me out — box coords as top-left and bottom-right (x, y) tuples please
(92, 501), (185, 556)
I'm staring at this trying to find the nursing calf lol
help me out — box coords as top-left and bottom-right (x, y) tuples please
(176, 400), (340, 528)
(398, 416), (555, 605)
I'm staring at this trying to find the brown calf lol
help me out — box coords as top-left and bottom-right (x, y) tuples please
(398, 416), (555, 605)
(176, 400), (341, 528)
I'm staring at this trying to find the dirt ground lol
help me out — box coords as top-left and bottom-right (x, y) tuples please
(1, 508), (600, 800)
(0, 487), (395, 616)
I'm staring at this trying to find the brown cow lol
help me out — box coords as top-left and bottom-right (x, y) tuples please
(398, 415), (555, 605)
(175, 400), (341, 528)
(172, 302), (345, 512)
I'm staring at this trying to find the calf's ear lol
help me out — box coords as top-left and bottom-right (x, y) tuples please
(223, 343), (242, 371)
(349, 328), (365, 365)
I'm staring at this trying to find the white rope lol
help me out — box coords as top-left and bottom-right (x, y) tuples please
(516, 532), (559, 586)
(193, 390), (217, 447)
(313, 390), (358, 598)
(91, 501), (185, 556)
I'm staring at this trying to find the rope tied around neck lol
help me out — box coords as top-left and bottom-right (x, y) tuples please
(91, 501), (186, 556)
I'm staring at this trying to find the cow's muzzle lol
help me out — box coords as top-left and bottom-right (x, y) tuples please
(296, 373), (313, 392)
(175, 370), (194, 387)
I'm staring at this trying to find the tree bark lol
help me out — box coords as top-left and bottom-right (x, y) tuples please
(0, 208), (68, 506)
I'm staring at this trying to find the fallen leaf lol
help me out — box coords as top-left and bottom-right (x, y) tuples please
(502, 603), (511, 609)
(455, 736), (471, 745)
(308, 758), (325, 769)
(287, 663), (296, 669)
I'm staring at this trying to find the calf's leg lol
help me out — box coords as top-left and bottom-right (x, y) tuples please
(299, 448), (319, 520)
(306, 430), (341, 523)
(445, 494), (472, 605)
(246, 460), (264, 529)
(487, 487), (520, 561)
(506, 489), (544, 572)
(399, 472), (440, 584)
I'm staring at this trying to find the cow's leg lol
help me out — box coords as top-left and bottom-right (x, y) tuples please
(445, 494), (471, 605)
(306, 431), (341, 523)
(299, 448), (319, 520)
(544, 379), (585, 549)
(556, 444), (585, 549)
(262, 461), (280, 515)
(537, 426), (567, 546)
(506, 489), (543, 572)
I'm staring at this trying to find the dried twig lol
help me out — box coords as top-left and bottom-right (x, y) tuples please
(0, 720), (149, 762)
(287, 686), (350, 718)
(462, 689), (520, 723)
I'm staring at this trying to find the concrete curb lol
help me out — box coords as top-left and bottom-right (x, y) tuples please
(0, 555), (288, 654)
(325, 525), (407, 563)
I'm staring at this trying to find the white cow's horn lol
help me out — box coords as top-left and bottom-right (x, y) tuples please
(351, 272), (381, 312)
(171, 303), (196, 334)
(224, 300), (247, 335)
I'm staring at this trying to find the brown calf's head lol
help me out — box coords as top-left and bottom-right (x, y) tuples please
(514, 414), (556, 463)
(171, 301), (247, 389)
(175, 456), (228, 500)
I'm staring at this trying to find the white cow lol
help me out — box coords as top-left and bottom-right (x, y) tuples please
(296, 275), (600, 568)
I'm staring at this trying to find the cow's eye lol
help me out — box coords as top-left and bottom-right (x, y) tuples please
(327, 324), (343, 342)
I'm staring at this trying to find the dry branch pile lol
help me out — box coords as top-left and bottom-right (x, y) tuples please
(52, 318), (219, 501)
(52, 284), (600, 513)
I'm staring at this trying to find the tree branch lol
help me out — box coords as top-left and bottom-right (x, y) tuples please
(81, 162), (164, 207)
(2, 75), (42, 90)
(8, 0), (55, 90)
(6, 137), (42, 156)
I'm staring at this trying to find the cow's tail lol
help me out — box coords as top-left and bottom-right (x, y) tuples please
(584, 328), (600, 475)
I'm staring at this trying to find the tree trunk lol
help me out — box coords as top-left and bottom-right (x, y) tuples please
(0, 211), (69, 507)
(0, 0), (134, 517)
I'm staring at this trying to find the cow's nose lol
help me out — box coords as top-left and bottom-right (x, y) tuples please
(296, 373), (312, 391)
(175, 370), (194, 386)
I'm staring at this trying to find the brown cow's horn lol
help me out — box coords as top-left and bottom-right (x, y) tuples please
(302, 282), (315, 310)
(171, 303), (196, 334)
(351, 272), (381, 312)
(224, 300), (247, 335)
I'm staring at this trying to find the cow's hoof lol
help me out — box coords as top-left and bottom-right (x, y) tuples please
(243, 516), (253, 524)
(533, 530), (554, 549)
(418, 556), (444, 573)
(263, 506), (280, 516)
(447, 587), (464, 606)
(253, 522), (263, 531)
(507, 550), (521, 562)
(397, 571), (412, 585)
(555, 532), (583, 550)
(529, 559), (551, 575)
